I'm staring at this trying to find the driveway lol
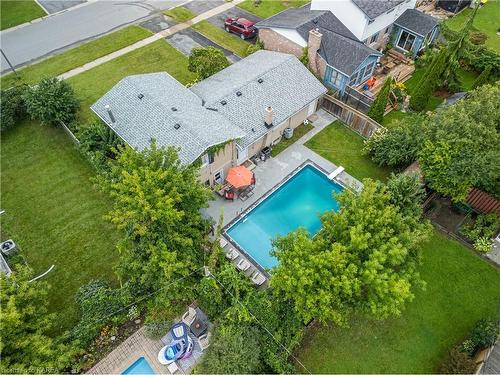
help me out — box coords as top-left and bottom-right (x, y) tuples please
(165, 28), (240, 63)
(38, 0), (87, 14)
(0, 0), (185, 72)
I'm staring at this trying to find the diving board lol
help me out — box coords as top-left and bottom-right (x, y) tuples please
(328, 166), (344, 180)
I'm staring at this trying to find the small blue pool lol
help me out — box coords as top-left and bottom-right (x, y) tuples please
(226, 164), (344, 269)
(122, 357), (155, 375)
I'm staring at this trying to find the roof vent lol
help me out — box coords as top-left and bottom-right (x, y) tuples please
(236, 91), (242, 97)
(105, 104), (116, 123)
(138, 93), (144, 99)
(171, 107), (178, 111)
(174, 123), (181, 130)
(257, 78), (263, 83)
(251, 127), (255, 132)
(221, 100), (227, 105)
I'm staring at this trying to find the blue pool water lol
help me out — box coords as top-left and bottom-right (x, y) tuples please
(226, 164), (343, 269)
(122, 357), (155, 375)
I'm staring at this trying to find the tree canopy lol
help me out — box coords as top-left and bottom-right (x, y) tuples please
(188, 46), (230, 80)
(271, 179), (430, 325)
(0, 266), (77, 372)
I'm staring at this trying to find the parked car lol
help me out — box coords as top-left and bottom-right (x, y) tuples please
(224, 17), (257, 39)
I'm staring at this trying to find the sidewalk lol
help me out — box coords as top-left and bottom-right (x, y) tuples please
(58, 0), (246, 80)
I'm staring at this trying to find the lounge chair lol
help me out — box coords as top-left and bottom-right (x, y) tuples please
(167, 361), (180, 374)
(219, 237), (228, 248)
(225, 248), (238, 260)
(251, 271), (266, 286)
(236, 258), (250, 271)
(181, 307), (197, 326)
(198, 332), (212, 351)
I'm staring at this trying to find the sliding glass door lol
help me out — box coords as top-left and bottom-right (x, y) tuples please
(397, 30), (416, 52)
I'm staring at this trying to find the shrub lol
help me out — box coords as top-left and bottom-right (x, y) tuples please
(472, 65), (492, 89)
(367, 77), (392, 123)
(78, 119), (122, 171)
(300, 47), (309, 66)
(247, 38), (264, 55)
(469, 31), (487, 45)
(386, 172), (425, 218)
(23, 77), (80, 126)
(471, 319), (499, 349)
(188, 46), (230, 80)
(473, 237), (492, 253)
(144, 320), (171, 340)
(461, 213), (500, 243)
(1, 85), (27, 131)
(438, 346), (476, 374)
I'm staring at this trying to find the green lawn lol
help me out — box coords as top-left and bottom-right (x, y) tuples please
(444, 1), (500, 53)
(382, 109), (416, 128)
(163, 6), (196, 22)
(298, 230), (500, 373)
(271, 123), (313, 156)
(192, 21), (250, 57)
(403, 68), (444, 110)
(238, 0), (309, 18)
(305, 121), (392, 181)
(1, 26), (152, 89)
(0, 121), (121, 332)
(68, 39), (196, 121)
(1, 0), (45, 30)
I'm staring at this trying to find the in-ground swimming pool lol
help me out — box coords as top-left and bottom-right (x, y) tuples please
(225, 164), (344, 269)
(122, 357), (155, 375)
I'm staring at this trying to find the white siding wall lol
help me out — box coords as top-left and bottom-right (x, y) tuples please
(270, 27), (307, 47)
(311, 0), (367, 40)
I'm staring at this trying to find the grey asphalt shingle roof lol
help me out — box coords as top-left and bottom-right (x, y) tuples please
(352, 0), (405, 19)
(92, 51), (326, 162)
(255, 7), (356, 40)
(91, 73), (244, 164)
(319, 29), (381, 76)
(190, 50), (327, 149)
(395, 8), (439, 36)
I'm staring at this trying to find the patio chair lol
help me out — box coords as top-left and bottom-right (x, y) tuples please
(167, 361), (180, 374)
(236, 258), (250, 272)
(224, 190), (235, 201)
(251, 271), (266, 286)
(181, 306), (197, 326)
(225, 247), (238, 261)
(219, 237), (228, 249)
(198, 332), (212, 351)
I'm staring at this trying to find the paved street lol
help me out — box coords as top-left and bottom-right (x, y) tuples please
(0, 0), (184, 73)
(38, 0), (87, 14)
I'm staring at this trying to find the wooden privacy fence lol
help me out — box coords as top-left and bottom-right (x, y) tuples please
(320, 94), (385, 139)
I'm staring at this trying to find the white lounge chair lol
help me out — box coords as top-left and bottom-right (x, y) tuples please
(251, 271), (266, 286)
(225, 248), (238, 260)
(219, 237), (228, 248)
(167, 361), (180, 374)
(198, 332), (212, 351)
(236, 258), (250, 271)
(181, 306), (197, 326)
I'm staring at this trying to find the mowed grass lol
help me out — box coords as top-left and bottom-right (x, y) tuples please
(1, 26), (152, 89)
(163, 6), (196, 22)
(192, 21), (250, 57)
(444, 1), (500, 53)
(2, 26), (151, 89)
(0, 121), (121, 332)
(68, 39), (196, 121)
(305, 121), (391, 181)
(238, 0), (309, 18)
(1, 0), (45, 30)
(297, 230), (500, 373)
(272, 123), (313, 156)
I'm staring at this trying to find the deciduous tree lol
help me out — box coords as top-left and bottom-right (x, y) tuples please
(188, 46), (230, 80)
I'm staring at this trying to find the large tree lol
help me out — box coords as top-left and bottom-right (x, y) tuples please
(367, 76), (392, 123)
(0, 266), (77, 372)
(97, 142), (211, 296)
(188, 46), (230, 80)
(271, 180), (430, 325)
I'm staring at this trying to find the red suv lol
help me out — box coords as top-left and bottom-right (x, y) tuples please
(224, 17), (257, 39)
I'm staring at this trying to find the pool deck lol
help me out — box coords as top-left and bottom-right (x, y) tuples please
(205, 109), (362, 283)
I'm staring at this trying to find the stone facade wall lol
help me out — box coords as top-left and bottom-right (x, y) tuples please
(258, 28), (303, 58)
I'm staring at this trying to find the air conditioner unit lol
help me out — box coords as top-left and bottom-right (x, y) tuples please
(1, 240), (16, 256)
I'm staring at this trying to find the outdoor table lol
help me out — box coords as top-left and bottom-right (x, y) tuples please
(189, 308), (209, 337)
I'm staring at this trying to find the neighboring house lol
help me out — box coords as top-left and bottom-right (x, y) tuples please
(437, 0), (472, 14)
(392, 8), (439, 57)
(255, 7), (382, 94)
(311, 0), (417, 48)
(91, 51), (326, 186)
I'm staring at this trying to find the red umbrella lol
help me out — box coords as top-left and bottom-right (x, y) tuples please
(226, 165), (253, 189)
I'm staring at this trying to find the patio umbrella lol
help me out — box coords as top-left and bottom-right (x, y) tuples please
(226, 165), (253, 189)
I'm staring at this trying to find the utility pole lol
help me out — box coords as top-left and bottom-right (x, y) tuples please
(0, 48), (18, 78)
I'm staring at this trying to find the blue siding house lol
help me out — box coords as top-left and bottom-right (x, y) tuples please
(392, 9), (439, 58)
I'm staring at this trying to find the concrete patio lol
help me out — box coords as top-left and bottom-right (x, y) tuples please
(205, 109), (362, 282)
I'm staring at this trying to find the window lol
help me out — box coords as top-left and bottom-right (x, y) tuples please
(384, 26), (391, 35)
(364, 61), (376, 79)
(214, 170), (224, 184)
(369, 32), (379, 44)
(349, 73), (359, 86)
(397, 30), (416, 51)
(328, 69), (343, 88)
(201, 154), (209, 166)
(208, 153), (215, 164)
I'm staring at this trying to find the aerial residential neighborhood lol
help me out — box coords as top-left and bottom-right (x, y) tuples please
(0, 0), (499, 374)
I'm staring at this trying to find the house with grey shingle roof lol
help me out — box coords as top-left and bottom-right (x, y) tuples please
(91, 51), (326, 186)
